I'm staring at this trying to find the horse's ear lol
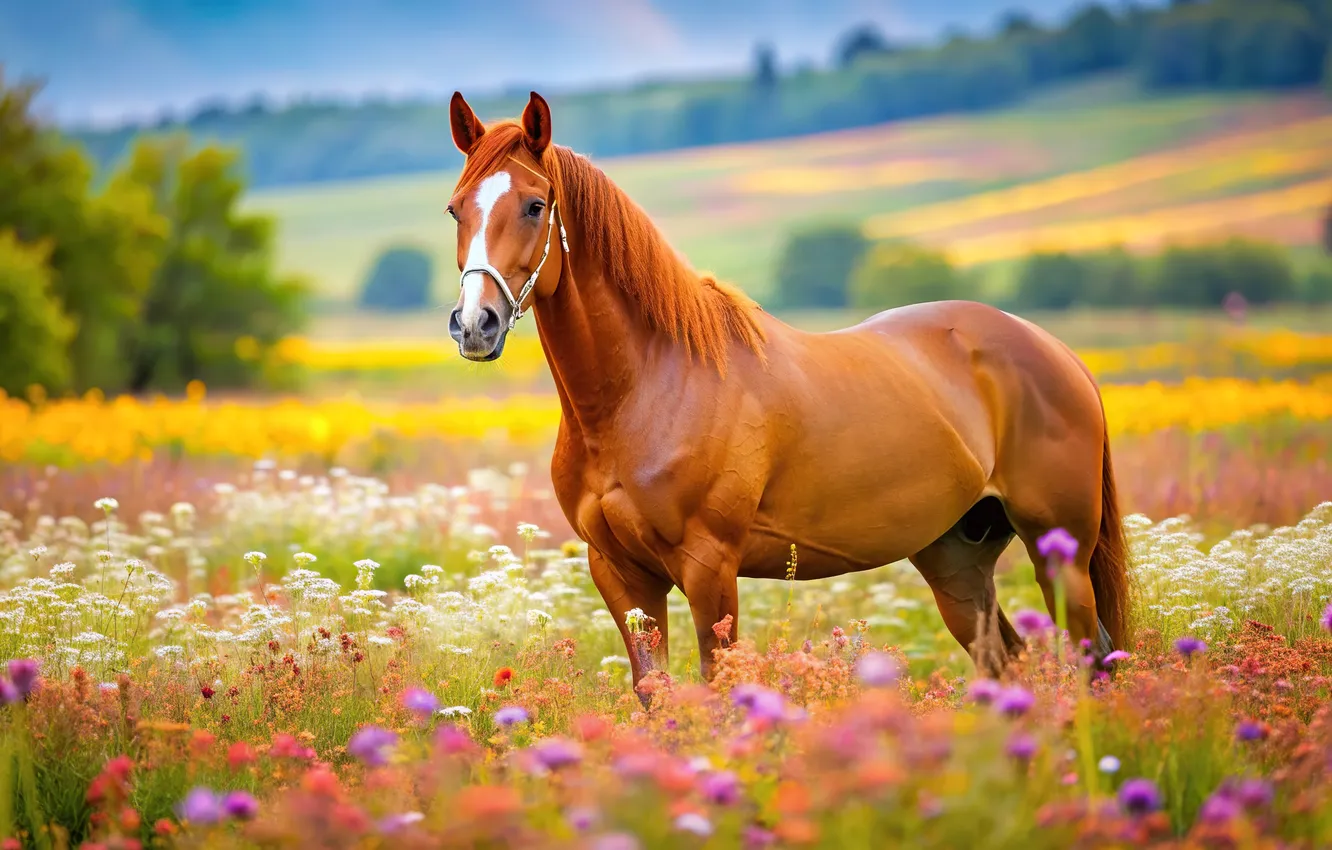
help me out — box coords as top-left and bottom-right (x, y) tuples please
(521, 91), (552, 158)
(450, 91), (486, 155)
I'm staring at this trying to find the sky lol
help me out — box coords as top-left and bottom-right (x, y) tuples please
(3, 0), (1105, 127)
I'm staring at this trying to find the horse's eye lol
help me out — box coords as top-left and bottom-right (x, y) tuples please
(447, 204), (458, 221)
(526, 200), (545, 218)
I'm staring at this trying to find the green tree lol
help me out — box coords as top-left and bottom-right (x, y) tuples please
(1014, 252), (1084, 309)
(360, 245), (435, 311)
(773, 223), (869, 309)
(0, 231), (75, 396)
(1323, 197), (1332, 254)
(850, 241), (965, 310)
(0, 72), (164, 390)
(112, 136), (307, 392)
(1153, 239), (1297, 306)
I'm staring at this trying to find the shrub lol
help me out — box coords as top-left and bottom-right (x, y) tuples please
(849, 240), (965, 310)
(1152, 239), (1298, 307)
(773, 224), (869, 310)
(0, 231), (75, 396)
(1014, 248), (1149, 309)
(360, 246), (435, 311)
(1301, 265), (1332, 304)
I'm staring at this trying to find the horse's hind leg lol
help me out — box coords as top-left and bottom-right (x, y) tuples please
(909, 498), (1022, 676)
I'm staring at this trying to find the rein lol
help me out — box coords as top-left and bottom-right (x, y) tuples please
(459, 156), (570, 331)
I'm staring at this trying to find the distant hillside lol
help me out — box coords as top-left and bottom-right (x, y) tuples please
(243, 79), (1332, 307)
(72, 0), (1332, 188)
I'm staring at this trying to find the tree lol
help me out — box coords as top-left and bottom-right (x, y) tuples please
(773, 224), (869, 309)
(360, 246), (435, 311)
(0, 231), (74, 396)
(998, 10), (1040, 38)
(0, 72), (164, 390)
(753, 43), (778, 90)
(849, 241), (965, 310)
(835, 24), (894, 69)
(1323, 198), (1332, 255)
(1153, 239), (1297, 306)
(1014, 252), (1084, 309)
(113, 136), (307, 392)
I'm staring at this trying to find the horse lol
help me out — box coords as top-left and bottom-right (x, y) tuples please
(444, 90), (1131, 692)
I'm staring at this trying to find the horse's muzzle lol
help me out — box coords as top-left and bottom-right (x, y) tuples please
(449, 306), (507, 361)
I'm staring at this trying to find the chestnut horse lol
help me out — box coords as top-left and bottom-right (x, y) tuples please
(445, 91), (1130, 689)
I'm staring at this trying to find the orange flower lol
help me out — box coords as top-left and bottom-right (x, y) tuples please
(493, 667), (514, 689)
(572, 713), (609, 742)
(774, 780), (810, 815)
(457, 785), (522, 820)
(228, 741), (256, 771)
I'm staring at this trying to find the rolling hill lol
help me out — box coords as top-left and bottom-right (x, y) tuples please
(244, 78), (1332, 309)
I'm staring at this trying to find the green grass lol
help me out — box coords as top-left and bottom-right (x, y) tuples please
(246, 78), (1332, 307)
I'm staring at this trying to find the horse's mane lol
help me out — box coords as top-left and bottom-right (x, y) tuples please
(455, 122), (766, 373)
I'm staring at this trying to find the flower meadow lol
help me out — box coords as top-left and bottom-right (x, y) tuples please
(0, 455), (1331, 850)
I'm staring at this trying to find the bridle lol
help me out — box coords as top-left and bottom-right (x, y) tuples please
(459, 156), (569, 331)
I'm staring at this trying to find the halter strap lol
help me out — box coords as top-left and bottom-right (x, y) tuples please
(459, 157), (569, 331)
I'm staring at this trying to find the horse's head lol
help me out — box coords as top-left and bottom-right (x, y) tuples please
(447, 91), (566, 361)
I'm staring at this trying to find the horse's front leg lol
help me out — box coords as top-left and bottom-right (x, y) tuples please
(587, 546), (673, 699)
(676, 532), (742, 682)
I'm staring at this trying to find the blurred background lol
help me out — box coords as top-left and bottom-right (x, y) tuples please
(3, 0), (1332, 539)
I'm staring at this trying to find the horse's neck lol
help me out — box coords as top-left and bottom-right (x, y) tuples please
(534, 255), (645, 436)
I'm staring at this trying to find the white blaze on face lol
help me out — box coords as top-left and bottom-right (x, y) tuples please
(460, 171), (512, 325)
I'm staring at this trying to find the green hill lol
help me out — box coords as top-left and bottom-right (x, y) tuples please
(245, 79), (1332, 308)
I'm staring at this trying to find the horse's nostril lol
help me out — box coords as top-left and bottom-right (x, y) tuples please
(448, 309), (464, 339)
(479, 307), (500, 336)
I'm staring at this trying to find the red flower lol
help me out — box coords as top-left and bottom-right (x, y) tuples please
(228, 741), (257, 770)
(494, 667), (514, 689)
(200, 686), (215, 700)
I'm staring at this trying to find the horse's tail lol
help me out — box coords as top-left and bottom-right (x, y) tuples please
(1089, 429), (1132, 650)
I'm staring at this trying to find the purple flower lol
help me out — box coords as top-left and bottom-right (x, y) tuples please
(530, 737), (583, 770)
(1321, 602), (1332, 633)
(401, 688), (439, 716)
(699, 770), (741, 805)
(566, 807), (598, 832)
(1235, 778), (1273, 809)
(221, 791), (259, 820)
(0, 679), (18, 705)
(968, 679), (1002, 705)
(1118, 778), (1162, 816)
(1013, 609), (1054, 639)
(1235, 720), (1267, 742)
(7, 660), (40, 698)
(494, 705), (529, 727)
(179, 787), (223, 824)
(1174, 636), (1207, 659)
(1102, 650), (1130, 663)
(731, 684), (787, 722)
(854, 652), (900, 687)
(1037, 528), (1079, 566)
(347, 726), (398, 767)
(1198, 792), (1241, 825)
(674, 812), (713, 837)
(1006, 732), (1037, 761)
(995, 686), (1035, 718)
(743, 826), (777, 849)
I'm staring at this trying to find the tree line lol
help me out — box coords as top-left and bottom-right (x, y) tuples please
(0, 76), (303, 398)
(774, 223), (1332, 313)
(71, 0), (1332, 188)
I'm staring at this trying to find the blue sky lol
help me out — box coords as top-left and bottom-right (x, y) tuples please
(3, 0), (1107, 126)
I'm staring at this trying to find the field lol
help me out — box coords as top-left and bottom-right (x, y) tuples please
(3, 300), (1332, 848)
(246, 78), (1332, 307)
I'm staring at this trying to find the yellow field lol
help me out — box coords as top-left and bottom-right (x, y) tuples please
(275, 327), (1332, 384)
(5, 373), (1332, 465)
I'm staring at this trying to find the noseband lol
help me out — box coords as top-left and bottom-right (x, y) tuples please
(459, 157), (569, 331)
